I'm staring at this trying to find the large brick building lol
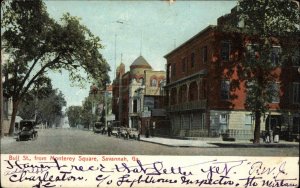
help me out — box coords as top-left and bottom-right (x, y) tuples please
(164, 8), (299, 140)
(112, 56), (167, 134)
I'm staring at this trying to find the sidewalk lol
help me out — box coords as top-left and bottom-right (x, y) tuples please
(140, 136), (299, 148)
(0, 136), (16, 145)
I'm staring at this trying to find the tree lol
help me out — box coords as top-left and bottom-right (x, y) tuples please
(80, 85), (105, 129)
(2, 0), (110, 135)
(66, 106), (82, 128)
(18, 87), (66, 127)
(222, 0), (299, 143)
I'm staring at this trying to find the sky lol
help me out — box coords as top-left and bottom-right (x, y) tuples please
(44, 0), (237, 108)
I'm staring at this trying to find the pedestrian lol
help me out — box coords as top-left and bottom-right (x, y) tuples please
(117, 127), (121, 138)
(108, 126), (112, 137)
(125, 127), (130, 140)
(265, 131), (270, 143)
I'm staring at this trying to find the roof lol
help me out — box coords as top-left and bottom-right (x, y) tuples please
(130, 56), (152, 69)
(15, 116), (23, 123)
(164, 25), (216, 58)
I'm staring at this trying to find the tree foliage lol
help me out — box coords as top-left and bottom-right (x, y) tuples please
(1, 0), (110, 135)
(18, 87), (66, 127)
(222, 0), (299, 143)
(66, 106), (82, 128)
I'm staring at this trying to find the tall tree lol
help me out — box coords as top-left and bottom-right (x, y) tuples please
(222, 0), (299, 143)
(66, 106), (82, 128)
(80, 85), (104, 129)
(18, 87), (66, 127)
(2, 0), (110, 135)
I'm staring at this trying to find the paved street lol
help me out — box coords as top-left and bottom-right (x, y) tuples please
(1, 128), (298, 156)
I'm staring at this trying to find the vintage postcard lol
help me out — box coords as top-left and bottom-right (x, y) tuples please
(1, 0), (299, 187)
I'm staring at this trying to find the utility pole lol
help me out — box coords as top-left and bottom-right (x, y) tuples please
(0, 49), (4, 137)
(105, 90), (107, 129)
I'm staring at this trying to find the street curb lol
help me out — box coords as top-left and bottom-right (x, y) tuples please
(139, 139), (219, 148)
(139, 139), (299, 148)
(210, 143), (300, 148)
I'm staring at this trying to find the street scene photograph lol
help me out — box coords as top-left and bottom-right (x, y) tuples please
(1, 0), (299, 157)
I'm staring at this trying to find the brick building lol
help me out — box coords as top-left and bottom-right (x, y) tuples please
(164, 8), (299, 140)
(112, 56), (167, 134)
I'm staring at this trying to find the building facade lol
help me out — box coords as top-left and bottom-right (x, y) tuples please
(164, 9), (299, 140)
(112, 56), (167, 134)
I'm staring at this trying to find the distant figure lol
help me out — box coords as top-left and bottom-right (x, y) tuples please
(107, 126), (112, 137)
(125, 127), (130, 140)
(117, 127), (121, 138)
(265, 131), (270, 143)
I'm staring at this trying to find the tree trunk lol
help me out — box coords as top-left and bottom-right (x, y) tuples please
(8, 100), (19, 136)
(253, 110), (261, 144)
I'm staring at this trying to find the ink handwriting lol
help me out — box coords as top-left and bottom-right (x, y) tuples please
(2, 157), (298, 188)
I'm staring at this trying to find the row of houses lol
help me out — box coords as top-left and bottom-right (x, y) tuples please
(112, 6), (300, 141)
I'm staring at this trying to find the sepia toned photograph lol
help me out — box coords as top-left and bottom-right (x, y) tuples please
(1, 0), (299, 187)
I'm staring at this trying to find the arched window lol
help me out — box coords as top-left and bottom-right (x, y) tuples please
(151, 79), (157, 87)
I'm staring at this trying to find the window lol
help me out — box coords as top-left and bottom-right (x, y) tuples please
(202, 46), (208, 63)
(133, 99), (137, 113)
(293, 82), (300, 104)
(245, 114), (252, 126)
(219, 114), (228, 133)
(221, 41), (231, 61)
(181, 57), (186, 72)
(191, 53), (195, 67)
(167, 64), (171, 82)
(220, 114), (228, 124)
(172, 63), (176, 76)
(221, 80), (230, 100)
(269, 82), (280, 103)
(270, 46), (281, 66)
(151, 79), (157, 87)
